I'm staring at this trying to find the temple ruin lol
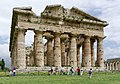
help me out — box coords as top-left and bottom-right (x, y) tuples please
(9, 5), (108, 70)
(105, 58), (120, 70)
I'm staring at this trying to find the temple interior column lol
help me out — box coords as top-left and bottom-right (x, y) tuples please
(61, 39), (66, 66)
(26, 56), (30, 66)
(34, 31), (44, 67)
(82, 43), (85, 67)
(54, 32), (61, 67)
(91, 39), (95, 67)
(66, 48), (70, 66)
(97, 37), (104, 67)
(16, 29), (26, 69)
(46, 34), (54, 66)
(70, 34), (77, 68)
(83, 36), (91, 68)
(77, 45), (81, 67)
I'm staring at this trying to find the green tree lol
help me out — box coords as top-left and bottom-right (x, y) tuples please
(1, 59), (5, 71)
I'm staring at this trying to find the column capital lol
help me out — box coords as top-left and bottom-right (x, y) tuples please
(46, 35), (54, 41)
(17, 29), (27, 35)
(34, 30), (43, 34)
(60, 34), (69, 42)
(70, 33), (78, 38)
(84, 35), (91, 39)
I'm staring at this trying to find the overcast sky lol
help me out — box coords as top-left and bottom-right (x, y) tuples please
(0, 0), (120, 67)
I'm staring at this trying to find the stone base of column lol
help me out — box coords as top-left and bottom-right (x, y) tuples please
(81, 67), (105, 71)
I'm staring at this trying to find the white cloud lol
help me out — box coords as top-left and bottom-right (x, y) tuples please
(104, 47), (120, 60)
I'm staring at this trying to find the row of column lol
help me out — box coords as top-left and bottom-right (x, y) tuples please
(11, 29), (104, 69)
(105, 62), (120, 70)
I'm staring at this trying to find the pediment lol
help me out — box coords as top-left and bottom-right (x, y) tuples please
(70, 7), (104, 22)
(41, 5), (108, 26)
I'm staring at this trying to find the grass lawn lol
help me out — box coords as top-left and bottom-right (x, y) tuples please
(0, 71), (120, 84)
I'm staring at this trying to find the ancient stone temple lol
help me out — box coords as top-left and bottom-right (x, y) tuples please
(105, 58), (120, 70)
(9, 5), (108, 70)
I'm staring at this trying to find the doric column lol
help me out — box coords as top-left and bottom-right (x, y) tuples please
(83, 36), (91, 67)
(10, 50), (14, 67)
(115, 62), (118, 70)
(109, 63), (112, 70)
(66, 48), (70, 66)
(82, 43), (85, 67)
(61, 34), (68, 66)
(34, 31), (44, 67)
(16, 29), (26, 69)
(77, 45), (81, 67)
(91, 39), (95, 67)
(14, 43), (17, 67)
(70, 34), (77, 68)
(97, 37), (104, 67)
(112, 63), (114, 70)
(106, 63), (108, 70)
(46, 34), (54, 66)
(26, 56), (30, 66)
(34, 35), (37, 65)
(54, 32), (61, 67)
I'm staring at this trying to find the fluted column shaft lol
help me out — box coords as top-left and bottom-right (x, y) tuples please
(77, 46), (81, 67)
(47, 37), (53, 66)
(17, 29), (26, 69)
(70, 35), (77, 68)
(34, 31), (44, 67)
(54, 33), (61, 67)
(61, 40), (66, 66)
(97, 37), (104, 67)
(83, 36), (91, 67)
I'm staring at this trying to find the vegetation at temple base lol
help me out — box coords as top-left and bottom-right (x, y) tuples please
(0, 71), (120, 84)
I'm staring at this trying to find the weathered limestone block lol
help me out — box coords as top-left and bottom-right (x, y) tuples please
(34, 31), (44, 67)
(97, 37), (104, 67)
(17, 29), (26, 69)
(54, 32), (61, 67)
(46, 34), (54, 66)
(83, 36), (91, 67)
(70, 34), (77, 69)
